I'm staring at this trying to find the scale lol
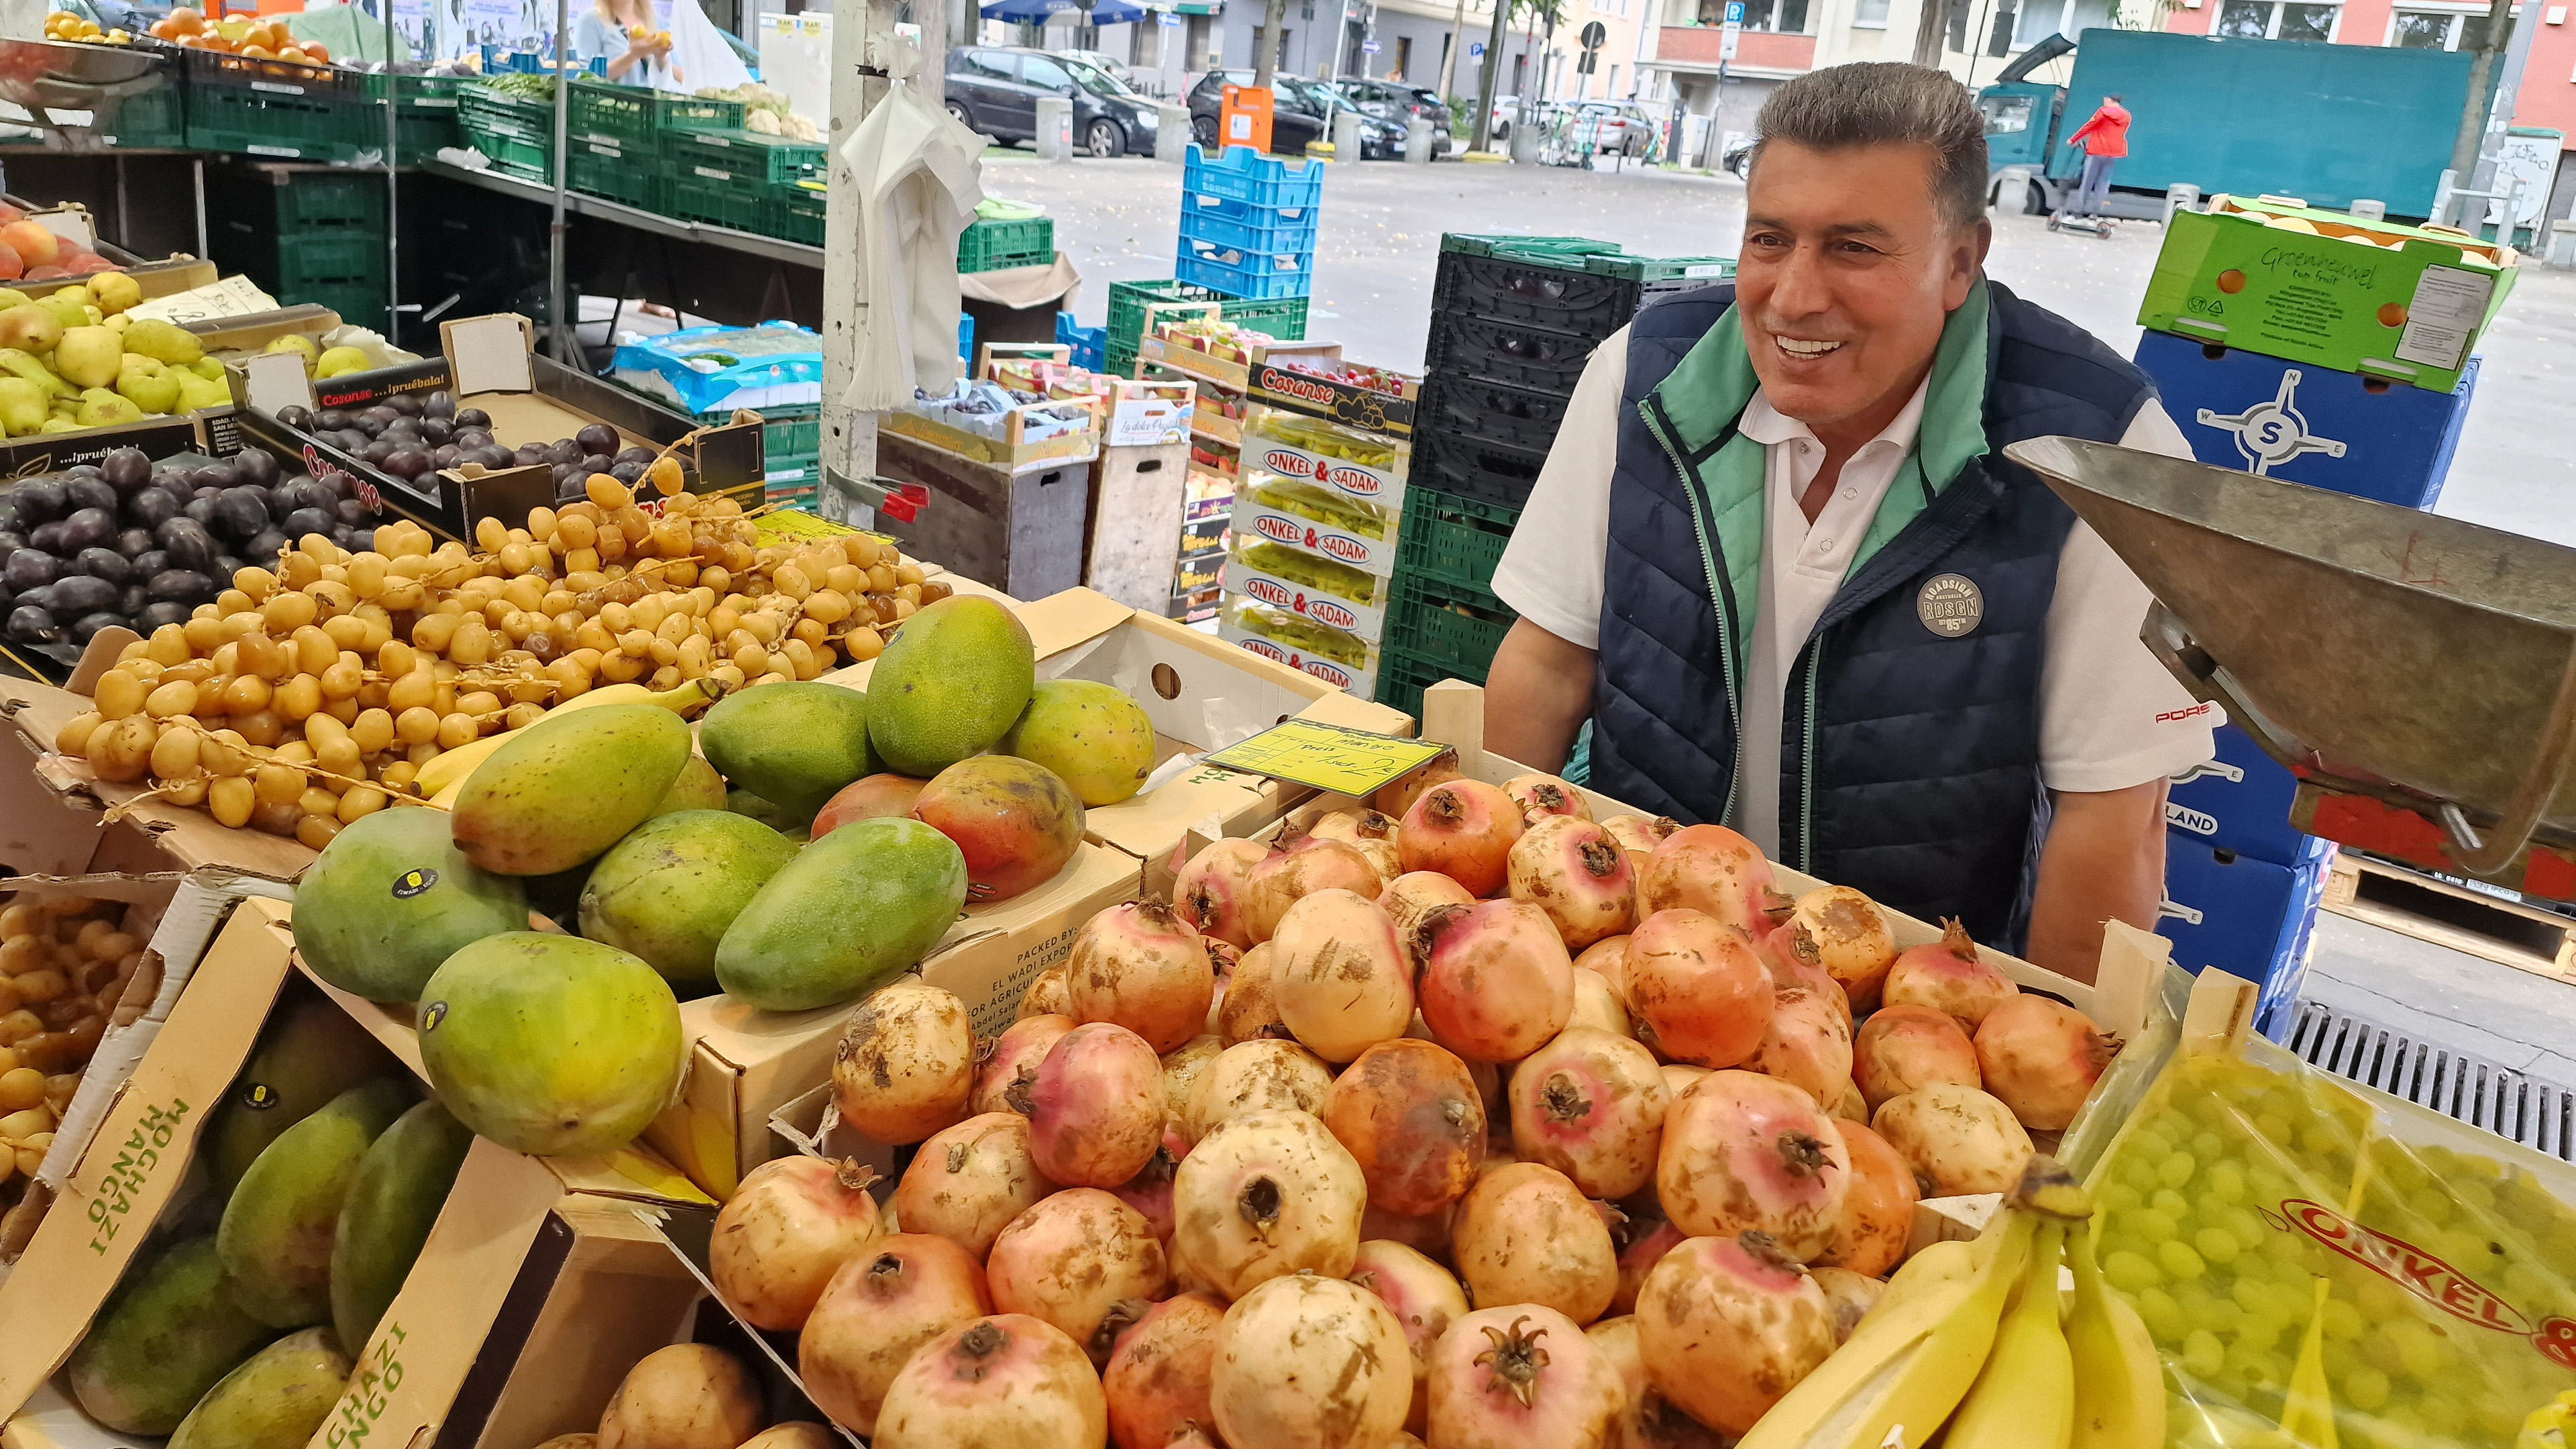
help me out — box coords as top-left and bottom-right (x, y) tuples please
(2008, 435), (2576, 900)
(0, 38), (171, 151)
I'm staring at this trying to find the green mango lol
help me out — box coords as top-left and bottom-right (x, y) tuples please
(999, 678), (1159, 806)
(863, 596), (1036, 777)
(168, 1328), (354, 1449)
(215, 1079), (415, 1328)
(292, 806), (529, 1003)
(66, 1237), (278, 1434)
(204, 998), (400, 1196)
(713, 816), (969, 1012)
(330, 1100), (474, 1355)
(450, 704), (690, 875)
(698, 681), (877, 820)
(577, 810), (798, 989)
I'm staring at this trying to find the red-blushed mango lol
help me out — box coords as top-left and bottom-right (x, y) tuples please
(813, 772), (931, 838)
(912, 756), (1084, 903)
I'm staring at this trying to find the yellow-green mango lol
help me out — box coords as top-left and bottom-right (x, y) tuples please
(713, 817), (969, 1011)
(168, 1328), (354, 1449)
(215, 1078), (414, 1328)
(650, 755), (728, 816)
(998, 678), (1159, 806)
(698, 680), (876, 820)
(66, 1237), (278, 1434)
(577, 810), (798, 989)
(204, 998), (400, 1195)
(330, 1100), (474, 1354)
(863, 596), (1036, 777)
(293, 806), (529, 1003)
(415, 933), (683, 1157)
(451, 703), (690, 875)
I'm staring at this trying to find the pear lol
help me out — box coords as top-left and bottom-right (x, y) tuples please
(0, 304), (63, 354)
(38, 417), (80, 433)
(0, 288), (32, 311)
(175, 370), (232, 413)
(0, 378), (43, 436)
(265, 334), (319, 370)
(116, 356), (180, 415)
(189, 358), (225, 381)
(314, 345), (370, 379)
(120, 318), (201, 366)
(90, 272), (142, 315)
(74, 388), (144, 428)
(54, 325), (122, 390)
(36, 289), (91, 333)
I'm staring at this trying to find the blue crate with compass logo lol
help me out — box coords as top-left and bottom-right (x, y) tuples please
(2133, 329), (2478, 510)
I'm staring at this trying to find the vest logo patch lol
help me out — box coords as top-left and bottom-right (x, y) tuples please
(1916, 574), (1984, 638)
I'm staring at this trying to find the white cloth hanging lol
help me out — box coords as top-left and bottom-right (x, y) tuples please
(661, 0), (749, 93)
(838, 36), (985, 411)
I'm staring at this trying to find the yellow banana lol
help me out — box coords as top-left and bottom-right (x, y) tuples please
(1944, 1216), (2074, 1449)
(421, 676), (723, 804)
(2065, 1215), (2167, 1449)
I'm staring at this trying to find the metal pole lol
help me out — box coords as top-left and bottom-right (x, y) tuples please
(1326, 0), (1349, 76)
(2466, 0), (2544, 233)
(193, 156), (207, 261)
(385, 0), (401, 344)
(2449, 0), (2514, 182)
(549, 0), (572, 362)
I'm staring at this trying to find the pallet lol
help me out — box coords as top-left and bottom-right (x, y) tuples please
(2321, 851), (2576, 985)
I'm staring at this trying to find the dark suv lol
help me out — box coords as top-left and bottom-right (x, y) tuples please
(945, 46), (1161, 156)
(1183, 71), (1407, 158)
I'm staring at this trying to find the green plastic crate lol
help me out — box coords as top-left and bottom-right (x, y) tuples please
(1393, 486), (1518, 604)
(959, 215), (1054, 273)
(665, 171), (766, 233)
(460, 84), (555, 181)
(1106, 340), (1139, 378)
(674, 127), (822, 184)
(1385, 576), (1516, 678)
(265, 169), (385, 230)
(771, 183), (823, 246)
(569, 79), (740, 149)
(1587, 252), (1735, 284)
(568, 138), (661, 211)
(1105, 280), (1311, 358)
(272, 232), (386, 289)
(288, 279), (390, 333)
(1438, 233), (1623, 262)
(364, 73), (466, 164)
(1374, 644), (1462, 722)
(108, 85), (184, 148)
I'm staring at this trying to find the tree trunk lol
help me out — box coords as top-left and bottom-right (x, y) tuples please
(1909, 0), (1947, 66)
(1254, 0), (1288, 88)
(1441, 0), (1471, 99)
(1472, 0), (1510, 148)
(2451, 0), (2516, 179)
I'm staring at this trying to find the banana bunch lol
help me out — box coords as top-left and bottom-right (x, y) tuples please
(1739, 1155), (2166, 1449)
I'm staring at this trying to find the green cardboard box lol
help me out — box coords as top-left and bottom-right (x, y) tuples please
(2138, 195), (2515, 393)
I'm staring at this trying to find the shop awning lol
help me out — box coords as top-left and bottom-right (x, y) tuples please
(981, 0), (1152, 23)
(1157, 1), (1222, 13)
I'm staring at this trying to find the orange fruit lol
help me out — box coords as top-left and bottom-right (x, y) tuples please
(239, 44), (272, 58)
(301, 39), (327, 60)
(169, 7), (205, 33)
(278, 44), (306, 60)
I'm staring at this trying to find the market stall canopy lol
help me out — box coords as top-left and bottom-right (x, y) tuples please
(2007, 434), (2576, 875)
(979, 0), (1153, 24)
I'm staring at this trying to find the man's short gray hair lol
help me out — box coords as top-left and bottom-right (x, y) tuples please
(1751, 62), (1990, 231)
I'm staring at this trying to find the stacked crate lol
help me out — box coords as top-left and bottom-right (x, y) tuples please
(1382, 235), (1731, 719)
(1177, 146), (1320, 303)
(566, 82), (746, 220)
(184, 49), (377, 162)
(1103, 280), (1309, 379)
(212, 168), (390, 331)
(959, 213), (1055, 273)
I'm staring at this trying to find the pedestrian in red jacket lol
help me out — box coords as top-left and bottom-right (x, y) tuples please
(2064, 93), (2129, 217)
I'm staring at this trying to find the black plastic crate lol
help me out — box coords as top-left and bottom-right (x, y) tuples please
(1420, 374), (1578, 458)
(1430, 250), (1642, 339)
(1425, 312), (1607, 395)
(1413, 429), (1550, 513)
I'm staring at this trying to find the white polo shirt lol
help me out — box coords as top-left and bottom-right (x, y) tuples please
(1489, 324), (2220, 855)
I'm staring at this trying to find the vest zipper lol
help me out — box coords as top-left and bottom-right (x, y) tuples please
(1786, 634), (1823, 871)
(1639, 400), (1743, 826)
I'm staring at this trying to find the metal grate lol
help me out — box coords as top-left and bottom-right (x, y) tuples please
(2288, 1000), (2576, 1161)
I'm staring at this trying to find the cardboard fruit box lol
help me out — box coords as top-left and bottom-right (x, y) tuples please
(2137, 193), (2514, 394)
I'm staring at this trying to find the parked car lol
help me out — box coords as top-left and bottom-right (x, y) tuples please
(1184, 71), (1408, 157)
(1572, 100), (1656, 157)
(1332, 76), (1453, 152)
(945, 46), (1162, 156)
(1721, 131), (1756, 178)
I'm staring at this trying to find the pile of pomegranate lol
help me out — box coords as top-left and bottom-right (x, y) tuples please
(701, 756), (2126, 1448)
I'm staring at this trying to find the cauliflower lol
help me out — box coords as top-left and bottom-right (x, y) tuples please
(744, 107), (782, 134)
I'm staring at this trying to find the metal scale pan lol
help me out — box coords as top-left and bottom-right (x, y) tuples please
(2006, 434), (2576, 880)
(0, 38), (169, 150)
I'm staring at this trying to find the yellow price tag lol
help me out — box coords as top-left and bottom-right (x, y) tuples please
(1202, 718), (1448, 799)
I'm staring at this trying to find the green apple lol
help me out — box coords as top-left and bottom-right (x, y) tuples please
(174, 369), (232, 413)
(0, 378), (45, 436)
(54, 325), (122, 390)
(74, 388), (144, 428)
(115, 356), (180, 415)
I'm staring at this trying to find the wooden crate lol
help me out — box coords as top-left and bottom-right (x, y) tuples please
(2322, 851), (2576, 984)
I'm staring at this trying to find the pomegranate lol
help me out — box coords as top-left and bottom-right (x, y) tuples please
(812, 772), (930, 837)
(1413, 900), (1575, 1063)
(1502, 771), (1592, 826)
(1813, 1121), (1917, 1277)
(1363, 1196), (1456, 1263)
(1271, 888), (1414, 1062)
(1212, 1271), (1412, 1448)
(1784, 885), (1898, 1013)
(708, 1155), (884, 1330)
(1746, 985), (1856, 1108)
(1374, 747), (1463, 818)
(1398, 780), (1525, 898)
(1637, 1232), (1835, 1436)
(1587, 1316), (1728, 1449)
(1609, 1206), (1684, 1316)
(1382, 869), (1478, 938)
(1881, 917), (2018, 1028)
(1109, 1128), (1187, 1244)
(1171, 1108), (1366, 1299)
(1216, 941), (1290, 1045)
(985, 1187), (1171, 1363)
(1635, 824), (1776, 935)
(1102, 1291), (1225, 1449)
(1187, 1038), (1334, 1140)
(1507, 816), (1638, 950)
(833, 979), (975, 1144)
(1020, 1023), (1165, 1187)
(1310, 807), (1402, 846)
(1427, 1305), (1621, 1449)
(1598, 813), (1679, 867)
(1347, 835), (1403, 885)
(870, 1313), (1106, 1449)
(1872, 1083), (2033, 1195)
(1452, 1162), (1617, 1324)
(799, 1233), (994, 1436)
(1019, 965), (1073, 1019)
(1159, 1035), (1223, 1144)
(971, 1014), (1075, 1117)
(1756, 923), (1852, 1026)
(1623, 909), (1773, 1068)
(1508, 1027), (1668, 1201)
(1322, 1038), (1487, 1216)
(1572, 934), (1631, 997)
(1830, 1081), (1868, 1123)
(1656, 1069), (1850, 1260)
(1349, 1239), (1470, 1433)
(1810, 1266), (1887, 1344)
(1067, 901), (1216, 1054)
(1244, 837), (1385, 944)
(598, 1345), (761, 1449)
(1175, 838), (1273, 949)
(1563, 968), (1631, 1038)
(1973, 994), (2121, 1130)
(1852, 1004), (1982, 1114)
(894, 1112), (1051, 1260)
(912, 755), (1086, 902)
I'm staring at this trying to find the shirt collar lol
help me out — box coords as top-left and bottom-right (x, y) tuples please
(1737, 373), (1934, 461)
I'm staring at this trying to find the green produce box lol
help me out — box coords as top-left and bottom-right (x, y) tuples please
(672, 127), (822, 185)
(567, 136), (662, 213)
(107, 83), (185, 148)
(568, 78), (741, 150)
(958, 214), (1053, 273)
(2138, 195), (2515, 393)
(459, 82), (556, 182)
(771, 182), (824, 247)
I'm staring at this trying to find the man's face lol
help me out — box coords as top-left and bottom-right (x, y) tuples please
(1737, 140), (1990, 439)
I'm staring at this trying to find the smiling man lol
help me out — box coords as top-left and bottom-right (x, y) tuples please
(1481, 62), (2216, 980)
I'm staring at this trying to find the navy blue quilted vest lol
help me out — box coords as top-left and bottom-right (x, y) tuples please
(1589, 281), (2153, 950)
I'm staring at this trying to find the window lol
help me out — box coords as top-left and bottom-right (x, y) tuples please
(961, 48), (1014, 79)
(2394, 8), (2493, 46)
(1978, 92), (2034, 133)
(1699, 0), (1808, 28)
(1020, 55), (1073, 89)
(1986, 0), (2015, 52)
(2216, 0), (2337, 36)
(1061, 57), (1132, 93)
(1854, 0), (1890, 25)
(1396, 34), (1411, 75)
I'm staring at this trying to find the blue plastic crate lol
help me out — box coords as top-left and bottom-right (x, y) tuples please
(1179, 206), (1318, 257)
(959, 313), (974, 362)
(1183, 144), (1325, 208)
(1054, 314), (1106, 370)
(609, 322), (822, 415)
(1179, 237), (1309, 299)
